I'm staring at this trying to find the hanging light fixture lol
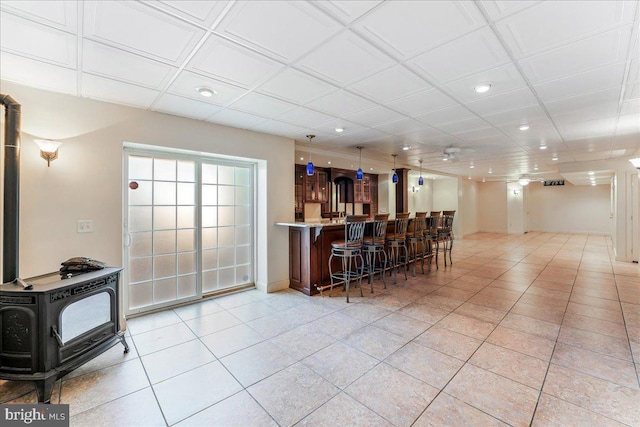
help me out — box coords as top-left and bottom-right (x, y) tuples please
(306, 134), (315, 176)
(418, 159), (424, 185)
(392, 154), (398, 184)
(356, 146), (364, 180)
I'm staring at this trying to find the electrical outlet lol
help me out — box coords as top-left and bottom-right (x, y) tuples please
(77, 220), (93, 233)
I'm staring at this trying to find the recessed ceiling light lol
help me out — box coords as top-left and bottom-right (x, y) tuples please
(468, 176), (472, 180)
(300, 157), (304, 161)
(370, 167), (374, 171)
(474, 83), (492, 93)
(482, 177), (486, 182)
(539, 145), (547, 150)
(591, 183), (597, 186)
(443, 157), (448, 161)
(488, 168), (493, 174)
(402, 145), (411, 151)
(534, 166), (539, 171)
(588, 171), (595, 175)
(519, 124), (530, 131)
(327, 161), (331, 164)
(335, 127), (344, 133)
(196, 87), (216, 97)
(469, 164), (475, 169)
(552, 155), (558, 161)
(350, 165), (354, 168)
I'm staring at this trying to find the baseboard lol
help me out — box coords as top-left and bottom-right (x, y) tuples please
(256, 279), (290, 294)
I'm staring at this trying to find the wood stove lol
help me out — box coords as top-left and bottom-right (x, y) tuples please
(0, 268), (129, 403)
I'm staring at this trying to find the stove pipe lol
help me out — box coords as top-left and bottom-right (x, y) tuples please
(1, 94), (21, 283)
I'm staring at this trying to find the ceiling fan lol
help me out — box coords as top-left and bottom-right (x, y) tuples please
(442, 146), (462, 163)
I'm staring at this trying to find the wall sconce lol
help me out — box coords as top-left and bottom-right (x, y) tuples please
(34, 139), (62, 167)
(412, 186), (420, 193)
(513, 189), (520, 196)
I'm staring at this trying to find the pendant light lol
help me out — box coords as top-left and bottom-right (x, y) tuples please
(356, 146), (364, 180)
(392, 154), (398, 184)
(418, 159), (424, 185)
(306, 134), (315, 176)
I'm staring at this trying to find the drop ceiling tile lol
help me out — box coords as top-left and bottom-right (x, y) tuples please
(621, 99), (640, 116)
(398, 127), (446, 143)
(0, 51), (77, 95)
(373, 117), (431, 135)
(334, 127), (390, 143)
(440, 63), (527, 103)
(258, 68), (338, 104)
(437, 117), (491, 134)
(168, 71), (247, 106)
(558, 117), (617, 140)
(386, 88), (457, 117)
(0, 0), (78, 32)
(533, 62), (627, 102)
(483, 104), (546, 126)
(454, 127), (506, 141)
(228, 92), (298, 118)
(153, 93), (222, 120)
(82, 73), (159, 108)
(544, 86), (621, 116)
(142, 0), (230, 28)
(247, 119), (306, 140)
(353, 0), (486, 58)
(214, 1), (340, 62)
(306, 89), (377, 116)
(496, 0), (636, 58)
(275, 107), (336, 129)
(625, 81), (640, 100)
(207, 108), (267, 129)
(311, 1), (383, 24)
(480, 1), (541, 21)
(296, 30), (394, 86)
(348, 65), (430, 103)
(518, 26), (633, 83)
(612, 134), (640, 149)
(83, 40), (178, 89)
(552, 102), (620, 126)
(83, 1), (205, 65)
(344, 105), (405, 127)
(312, 119), (366, 137)
(415, 105), (479, 126)
(410, 27), (510, 85)
(616, 113), (640, 136)
(499, 118), (562, 141)
(1, 12), (76, 67)
(466, 87), (538, 116)
(187, 36), (284, 88)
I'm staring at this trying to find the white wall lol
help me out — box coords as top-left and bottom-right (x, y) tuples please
(0, 81), (293, 292)
(407, 179), (433, 214)
(478, 182), (508, 233)
(460, 179), (479, 236)
(507, 184), (525, 234)
(527, 182), (611, 234)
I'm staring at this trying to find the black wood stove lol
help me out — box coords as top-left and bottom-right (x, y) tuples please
(0, 268), (129, 403)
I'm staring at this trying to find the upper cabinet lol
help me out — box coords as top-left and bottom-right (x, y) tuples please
(354, 175), (371, 203)
(304, 170), (329, 203)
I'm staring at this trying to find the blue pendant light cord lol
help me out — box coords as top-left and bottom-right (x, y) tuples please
(356, 146), (363, 180)
(306, 134), (315, 176)
(392, 154), (398, 184)
(418, 159), (424, 185)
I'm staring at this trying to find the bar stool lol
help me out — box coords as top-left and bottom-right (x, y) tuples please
(424, 215), (439, 268)
(385, 213), (410, 284)
(429, 211), (441, 218)
(362, 213), (389, 289)
(406, 213), (427, 276)
(328, 215), (368, 303)
(436, 214), (454, 267)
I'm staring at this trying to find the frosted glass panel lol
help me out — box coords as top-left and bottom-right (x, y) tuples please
(219, 247), (235, 267)
(129, 180), (152, 205)
(129, 207), (152, 232)
(154, 277), (177, 304)
(236, 246), (250, 265)
(235, 168), (250, 186)
(154, 182), (176, 205)
(177, 229), (195, 252)
(218, 207), (234, 227)
(177, 206), (195, 228)
(129, 156), (152, 180)
(235, 206), (250, 225)
(178, 161), (195, 182)
(154, 206), (176, 230)
(154, 254), (176, 279)
(202, 249), (218, 270)
(178, 275), (196, 298)
(236, 186), (250, 204)
(129, 281), (153, 309)
(154, 158), (176, 181)
(236, 265), (251, 284)
(61, 292), (110, 343)
(178, 252), (196, 274)
(202, 164), (217, 184)
(177, 183), (195, 205)
(236, 226), (250, 245)
(202, 270), (217, 293)
(218, 227), (234, 247)
(130, 232), (152, 257)
(218, 185), (234, 205)
(202, 185), (217, 205)
(202, 207), (217, 227)
(219, 267), (234, 287)
(129, 257), (152, 283)
(202, 227), (218, 249)
(154, 230), (176, 254)
(218, 165), (234, 185)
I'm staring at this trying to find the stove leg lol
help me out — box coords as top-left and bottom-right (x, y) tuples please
(35, 376), (57, 403)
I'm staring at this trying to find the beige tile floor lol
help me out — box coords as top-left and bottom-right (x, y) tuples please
(3, 232), (640, 426)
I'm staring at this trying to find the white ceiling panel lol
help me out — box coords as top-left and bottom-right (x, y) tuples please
(437, 117), (492, 134)
(410, 27), (510, 85)
(247, 119), (306, 140)
(0, 12), (76, 67)
(83, 40), (178, 89)
(153, 93), (222, 120)
(331, 127), (390, 144)
(275, 107), (336, 129)
(480, 1), (542, 21)
(0, 51), (77, 95)
(415, 105), (479, 126)
(399, 127), (446, 143)
(207, 108), (266, 129)
(296, 30), (394, 86)
(373, 118), (432, 135)
(387, 88), (458, 117)
(0, 0), (78, 32)
(83, 1), (205, 65)
(167, 71), (247, 106)
(621, 99), (640, 116)
(187, 36), (283, 88)
(454, 127), (507, 141)
(441, 63), (528, 102)
(533, 62), (627, 102)
(143, 1), (229, 28)
(552, 102), (620, 126)
(306, 89), (376, 116)
(214, 1), (340, 62)
(616, 113), (640, 136)
(258, 68), (337, 104)
(496, 1), (636, 58)
(518, 26), (633, 83)
(544, 87), (622, 116)
(82, 73), (159, 108)
(311, 1), (383, 24)
(312, 119), (366, 137)
(353, 1), (486, 58)
(344, 106), (405, 127)
(348, 65), (430, 104)
(625, 81), (640, 100)
(612, 134), (640, 148)
(466, 87), (539, 116)
(558, 117), (617, 140)
(483, 104), (547, 127)
(228, 92), (297, 118)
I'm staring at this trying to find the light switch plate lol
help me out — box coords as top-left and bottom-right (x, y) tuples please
(77, 220), (93, 233)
